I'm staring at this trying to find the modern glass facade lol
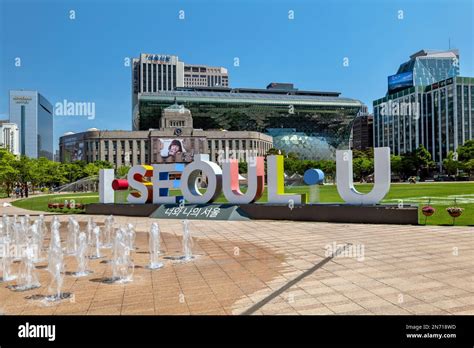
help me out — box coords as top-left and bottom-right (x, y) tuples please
(9, 90), (54, 160)
(390, 49), (460, 93)
(135, 89), (363, 160)
(373, 77), (474, 169)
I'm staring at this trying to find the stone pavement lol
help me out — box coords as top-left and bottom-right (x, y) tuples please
(0, 208), (472, 315)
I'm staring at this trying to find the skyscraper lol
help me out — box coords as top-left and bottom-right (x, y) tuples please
(9, 90), (54, 160)
(373, 50), (473, 170)
(131, 53), (229, 130)
(387, 49), (459, 95)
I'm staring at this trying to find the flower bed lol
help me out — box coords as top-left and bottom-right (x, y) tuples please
(48, 201), (86, 212)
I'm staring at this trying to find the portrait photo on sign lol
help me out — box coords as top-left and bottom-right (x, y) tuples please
(151, 138), (197, 163)
(161, 139), (185, 158)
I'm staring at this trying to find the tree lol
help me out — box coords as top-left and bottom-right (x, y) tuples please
(14, 155), (34, 188)
(463, 159), (474, 176)
(319, 160), (336, 183)
(116, 165), (131, 178)
(93, 160), (114, 169)
(400, 155), (416, 180)
(286, 152), (299, 161)
(413, 145), (435, 180)
(266, 148), (285, 156)
(83, 163), (100, 177)
(61, 162), (86, 183)
(390, 155), (403, 178)
(353, 148), (373, 159)
(83, 161), (113, 178)
(352, 157), (373, 181)
(238, 161), (248, 174)
(457, 140), (474, 162)
(0, 149), (19, 197)
(48, 161), (68, 187)
(30, 157), (50, 191)
(0, 151), (113, 196)
(443, 151), (459, 176)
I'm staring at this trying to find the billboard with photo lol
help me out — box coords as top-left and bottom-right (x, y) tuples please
(151, 137), (206, 163)
(388, 71), (413, 93)
(63, 141), (84, 162)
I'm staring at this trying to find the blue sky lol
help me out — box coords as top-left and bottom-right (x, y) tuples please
(1, 0), (473, 152)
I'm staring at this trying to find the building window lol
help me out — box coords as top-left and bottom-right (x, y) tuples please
(168, 65), (172, 90)
(158, 64), (162, 90)
(147, 64), (152, 91)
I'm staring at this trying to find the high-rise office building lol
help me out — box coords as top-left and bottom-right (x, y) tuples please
(183, 64), (228, 88)
(132, 54), (184, 94)
(9, 90), (54, 160)
(373, 49), (473, 170)
(351, 113), (374, 151)
(387, 49), (460, 95)
(0, 121), (20, 156)
(132, 53), (229, 130)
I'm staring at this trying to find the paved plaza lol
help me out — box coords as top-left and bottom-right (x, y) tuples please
(0, 201), (473, 315)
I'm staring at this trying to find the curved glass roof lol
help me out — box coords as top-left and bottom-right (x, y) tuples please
(139, 91), (362, 107)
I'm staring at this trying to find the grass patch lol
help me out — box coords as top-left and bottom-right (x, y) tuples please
(10, 182), (474, 226)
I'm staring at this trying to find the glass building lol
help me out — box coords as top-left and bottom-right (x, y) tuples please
(131, 53), (229, 131)
(387, 49), (459, 94)
(373, 76), (474, 170)
(134, 84), (363, 160)
(398, 50), (458, 84)
(373, 49), (472, 171)
(9, 90), (54, 160)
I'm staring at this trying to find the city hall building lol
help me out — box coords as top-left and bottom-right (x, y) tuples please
(134, 85), (363, 160)
(373, 49), (473, 170)
(59, 104), (272, 168)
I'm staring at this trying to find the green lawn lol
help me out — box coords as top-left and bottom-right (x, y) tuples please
(11, 182), (474, 226)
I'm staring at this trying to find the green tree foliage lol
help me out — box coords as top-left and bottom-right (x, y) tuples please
(443, 151), (459, 176)
(266, 147), (285, 156)
(396, 145), (435, 180)
(0, 149), (19, 197)
(457, 140), (474, 162)
(0, 152), (113, 196)
(83, 161), (113, 178)
(390, 155), (403, 178)
(116, 165), (131, 178)
(463, 159), (474, 175)
(352, 157), (374, 180)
